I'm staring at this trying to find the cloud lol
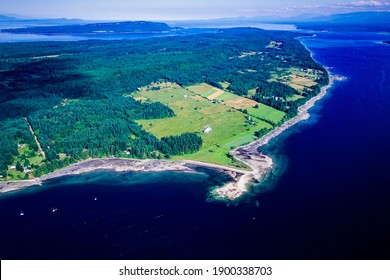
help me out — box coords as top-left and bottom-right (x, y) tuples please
(286, 1), (390, 15)
(350, 1), (390, 7)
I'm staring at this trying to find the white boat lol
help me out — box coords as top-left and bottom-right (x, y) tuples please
(20, 210), (24, 216)
(52, 208), (57, 212)
(94, 197), (98, 201)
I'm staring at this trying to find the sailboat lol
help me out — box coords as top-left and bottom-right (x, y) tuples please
(20, 210), (24, 216)
(52, 207), (58, 213)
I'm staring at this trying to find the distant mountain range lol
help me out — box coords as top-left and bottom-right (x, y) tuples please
(167, 12), (390, 32)
(0, 14), (89, 25)
(282, 12), (390, 32)
(1, 11), (389, 34)
(1, 21), (173, 35)
(283, 12), (390, 24)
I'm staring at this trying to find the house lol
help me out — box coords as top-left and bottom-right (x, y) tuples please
(203, 126), (212, 134)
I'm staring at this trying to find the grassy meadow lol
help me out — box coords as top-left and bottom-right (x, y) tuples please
(246, 103), (286, 124)
(135, 83), (274, 167)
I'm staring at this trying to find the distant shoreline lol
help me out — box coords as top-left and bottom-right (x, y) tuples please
(0, 72), (343, 200)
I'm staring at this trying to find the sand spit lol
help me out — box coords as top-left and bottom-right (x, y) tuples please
(0, 158), (247, 195)
(0, 74), (342, 200)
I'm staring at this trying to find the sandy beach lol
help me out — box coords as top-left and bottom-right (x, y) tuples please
(0, 73), (341, 200)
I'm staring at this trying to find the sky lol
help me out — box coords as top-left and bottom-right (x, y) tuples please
(1, 0), (390, 20)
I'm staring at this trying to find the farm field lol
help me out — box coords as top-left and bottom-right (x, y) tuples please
(269, 67), (319, 94)
(247, 103), (286, 124)
(225, 97), (258, 109)
(135, 83), (272, 167)
(215, 91), (239, 102)
(186, 83), (219, 98)
(185, 83), (284, 120)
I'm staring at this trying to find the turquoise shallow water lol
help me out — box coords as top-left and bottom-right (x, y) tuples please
(1, 31), (390, 260)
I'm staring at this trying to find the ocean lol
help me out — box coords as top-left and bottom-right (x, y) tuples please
(1, 31), (390, 260)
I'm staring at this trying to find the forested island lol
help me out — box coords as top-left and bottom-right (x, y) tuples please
(1, 21), (174, 35)
(0, 27), (328, 184)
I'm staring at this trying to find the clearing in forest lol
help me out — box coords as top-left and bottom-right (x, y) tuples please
(269, 67), (318, 94)
(134, 83), (272, 167)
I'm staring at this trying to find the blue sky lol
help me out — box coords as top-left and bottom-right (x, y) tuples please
(1, 0), (390, 20)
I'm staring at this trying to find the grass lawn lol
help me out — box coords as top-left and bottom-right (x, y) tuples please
(286, 94), (305, 102)
(219, 81), (231, 90)
(2, 144), (44, 180)
(135, 83), (271, 167)
(247, 89), (257, 97)
(6, 170), (27, 180)
(223, 134), (258, 149)
(247, 103), (286, 124)
(17, 144), (43, 165)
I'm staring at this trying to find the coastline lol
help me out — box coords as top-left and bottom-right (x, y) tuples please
(0, 158), (249, 195)
(0, 73), (340, 200)
(212, 72), (340, 200)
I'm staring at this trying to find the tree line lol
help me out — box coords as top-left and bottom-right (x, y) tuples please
(0, 28), (328, 176)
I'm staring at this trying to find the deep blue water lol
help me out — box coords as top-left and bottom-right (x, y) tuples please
(1, 32), (390, 260)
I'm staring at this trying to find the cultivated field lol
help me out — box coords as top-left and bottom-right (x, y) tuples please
(269, 67), (319, 94)
(215, 91), (240, 102)
(225, 97), (258, 109)
(186, 83), (219, 98)
(207, 88), (225, 100)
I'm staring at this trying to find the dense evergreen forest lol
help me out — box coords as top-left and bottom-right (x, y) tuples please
(0, 27), (328, 179)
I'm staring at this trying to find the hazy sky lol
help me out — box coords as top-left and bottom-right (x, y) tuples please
(2, 0), (390, 20)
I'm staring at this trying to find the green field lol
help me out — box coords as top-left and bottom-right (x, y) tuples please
(135, 83), (271, 167)
(216, 91), (241, 102)
(186, 83), (219, 98)
(247, 103), (286, 124)
(286, 94), (305, 102)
